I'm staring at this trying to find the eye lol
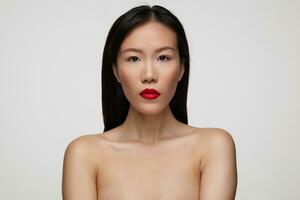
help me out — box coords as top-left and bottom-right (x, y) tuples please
(127, 56), (140, 62)
(158, 55), (170, 62)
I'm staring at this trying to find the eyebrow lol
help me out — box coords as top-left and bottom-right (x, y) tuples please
(120, 46), (176, 54)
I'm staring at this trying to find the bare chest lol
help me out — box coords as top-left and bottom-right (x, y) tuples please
(96, 136), (202, 200)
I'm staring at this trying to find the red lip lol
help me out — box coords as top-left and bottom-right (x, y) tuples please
(139, 88), (161, 99)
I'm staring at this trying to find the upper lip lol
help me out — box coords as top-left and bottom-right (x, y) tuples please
(139, 88), (160, 95)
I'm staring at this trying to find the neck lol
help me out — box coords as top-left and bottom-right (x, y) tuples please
(119, 105), (182, 144)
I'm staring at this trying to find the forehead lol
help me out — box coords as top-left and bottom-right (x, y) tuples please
(119, 21), (177, 52)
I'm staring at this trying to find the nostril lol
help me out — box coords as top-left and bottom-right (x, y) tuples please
(142, 77), (157, 83)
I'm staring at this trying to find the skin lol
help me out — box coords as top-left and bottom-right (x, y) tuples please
(111, 20), (185, 144)
(62, 21), (238, 200)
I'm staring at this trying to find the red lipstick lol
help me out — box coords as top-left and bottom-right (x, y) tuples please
(139, 88), (161, 99)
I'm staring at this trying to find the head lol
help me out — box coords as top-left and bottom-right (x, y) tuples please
(102, 5), (190, 132)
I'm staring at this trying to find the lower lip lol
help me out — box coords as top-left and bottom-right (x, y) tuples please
(140, 93), (160, 99)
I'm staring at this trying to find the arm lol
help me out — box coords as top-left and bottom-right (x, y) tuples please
(199, 129), (238, 200)
(62, 136), (98, 200)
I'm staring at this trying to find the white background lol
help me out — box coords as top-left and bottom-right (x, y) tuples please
(0, 0), (299, 199)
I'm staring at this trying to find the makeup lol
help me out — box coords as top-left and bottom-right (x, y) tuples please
(139, 88), (161, 99)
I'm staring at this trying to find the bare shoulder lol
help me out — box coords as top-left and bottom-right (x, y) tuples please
(65, 134), (100, 153)
(203, 128), (235, 145)
(195, 127), (236, 147)
(194, 128), (237, 169)
(63, 133), (107, 166)
(208, 128), (236, 154)
(62, 133), (105, 199)
(194, 128), (238, 199)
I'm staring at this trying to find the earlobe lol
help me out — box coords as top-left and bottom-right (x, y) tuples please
(178, 64), (185, 82)
(112, 64), (120, 83)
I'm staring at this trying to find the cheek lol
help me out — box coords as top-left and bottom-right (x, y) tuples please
(117, 67), (139, 95)
(161, 66), (181, 90)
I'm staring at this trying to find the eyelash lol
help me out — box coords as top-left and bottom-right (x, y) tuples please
(127, 55), (171, 62)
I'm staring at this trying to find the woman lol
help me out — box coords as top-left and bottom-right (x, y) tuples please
(62, 4), (237, 200)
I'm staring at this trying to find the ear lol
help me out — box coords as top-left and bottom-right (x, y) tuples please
(178, 63), (185, 82)
(112, 64), (121, 83)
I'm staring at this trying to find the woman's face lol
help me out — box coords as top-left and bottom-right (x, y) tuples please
(113, 21), (184, 115)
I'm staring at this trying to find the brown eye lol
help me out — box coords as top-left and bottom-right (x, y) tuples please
(127, 56), (140, 62)
(158, 55), (170, 61)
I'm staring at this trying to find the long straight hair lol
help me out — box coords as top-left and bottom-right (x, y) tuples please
(101, 5), (190, 132)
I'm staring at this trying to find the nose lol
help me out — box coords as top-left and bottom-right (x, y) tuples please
(141, 61), (158, 84)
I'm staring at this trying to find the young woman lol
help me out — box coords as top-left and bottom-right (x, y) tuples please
(62, 4), (238, 200)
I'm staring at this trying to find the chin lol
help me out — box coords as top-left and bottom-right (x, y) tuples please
(132, 103), (168, 116)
